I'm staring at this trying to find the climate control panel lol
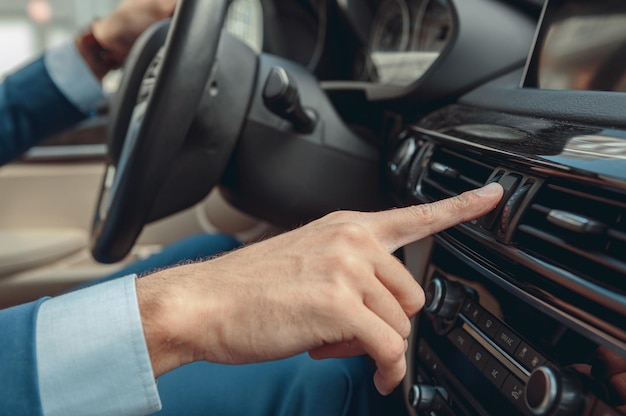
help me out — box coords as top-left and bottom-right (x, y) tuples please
(408, 250), (624, 416)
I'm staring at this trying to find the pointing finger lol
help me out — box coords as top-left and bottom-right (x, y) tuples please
(369, 182), (503, 252)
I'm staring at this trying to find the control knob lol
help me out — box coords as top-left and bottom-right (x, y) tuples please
(408, 384), (449, 412)
(424, 277), (465, 320)
(525, 366), (588, 416)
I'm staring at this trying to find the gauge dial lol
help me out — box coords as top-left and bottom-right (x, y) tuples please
(419, 0), (452, 52)
(365, 0), (453, 86)
(370, 0), (411, 54)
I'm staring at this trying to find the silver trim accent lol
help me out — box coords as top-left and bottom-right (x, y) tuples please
(431, 161), (458, 178)
(461, 317), (530, 381)
(425, 278), (444, 314)
(547, 210), (606, 234)
(408, 385), (420, 408)
(24, 144), (107, 161)
(526, 367), (559, 415)
(519, 0), (550, 88)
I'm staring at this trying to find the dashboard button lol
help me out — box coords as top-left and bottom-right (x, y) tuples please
(448, 328), (474, 356)
(418, 340), (445, 378)
(468, 343), (490, 371)
(495, 326), (521, 355)
(462, 298), (482, 324)
(515, 342), (546, 372)
(502, 375), (527, 413)
(481, 173), (522, 230)
(500, 183), (532, 235)
(483, 358), (508, 389)
(477, 310), (501, 339)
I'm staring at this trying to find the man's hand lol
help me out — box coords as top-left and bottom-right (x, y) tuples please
(93, 0), (177, 59)
(136, 183), (503, 395)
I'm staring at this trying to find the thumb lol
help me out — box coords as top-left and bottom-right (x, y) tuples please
(370, 182), (504, 252)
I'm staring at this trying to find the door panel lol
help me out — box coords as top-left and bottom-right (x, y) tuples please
(0, 155), (272, 308)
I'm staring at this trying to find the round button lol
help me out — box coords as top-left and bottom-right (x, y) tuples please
(424, 277), (464, 321)
(525, 366), (587, 416)
(408, 384), (448, 410)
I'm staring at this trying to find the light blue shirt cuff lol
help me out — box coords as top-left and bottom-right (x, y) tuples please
(44, 39), (106, 114)
(36, 275), (162, 416)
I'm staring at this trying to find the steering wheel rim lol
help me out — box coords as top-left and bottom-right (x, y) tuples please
(91, 0), (229, 263)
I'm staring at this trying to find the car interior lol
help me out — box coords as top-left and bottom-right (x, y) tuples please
(1, 0), (625, 415)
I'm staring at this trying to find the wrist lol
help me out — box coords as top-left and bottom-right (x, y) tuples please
(136, 272), (197, 377)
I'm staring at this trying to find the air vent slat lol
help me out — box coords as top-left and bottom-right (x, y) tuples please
(515, 182), (626, 294)
(420, 147), (495, 202)
(530, 204), (550, 214)
(608, 228), (626, 243)
(518, 225), (626, 275)
(422, 177), (456, 199)
(459, 175), (483, 188)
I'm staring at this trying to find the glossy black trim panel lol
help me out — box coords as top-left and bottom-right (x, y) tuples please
(393, 104), (626, 356)
(415, 104), (626, 187)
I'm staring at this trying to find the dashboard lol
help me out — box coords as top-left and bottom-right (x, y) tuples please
(222, 0), (626, 414)
(373, 0), (626, 415)
(279, 0), (626, 415)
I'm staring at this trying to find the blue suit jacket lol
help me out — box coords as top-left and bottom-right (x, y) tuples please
(0, 58), (87, 414)
(0, 57), (86, 165)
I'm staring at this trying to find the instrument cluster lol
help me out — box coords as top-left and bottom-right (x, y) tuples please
(363, 0), (453, 86)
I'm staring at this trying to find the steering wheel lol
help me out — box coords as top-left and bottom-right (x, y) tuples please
(91, 0), (229, 263)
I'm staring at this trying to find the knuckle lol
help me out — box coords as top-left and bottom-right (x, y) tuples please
(399, 317), (412, 339)
(407, 284), (425, 316)
(451, 189), (478, 210)
(409, 203), (437, 227)
(319, 283), (353, 312)
(329, 252), (362, 274)
(386, 338), (407, 363)
(328, 222), (370, 245)
(322, 210), (357, 224)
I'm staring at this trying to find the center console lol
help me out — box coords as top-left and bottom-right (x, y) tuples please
(389, 110), (626, 415)
(387, 0), (626, 413)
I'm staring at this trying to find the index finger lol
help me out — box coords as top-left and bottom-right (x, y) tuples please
(370, 183), (503, 252)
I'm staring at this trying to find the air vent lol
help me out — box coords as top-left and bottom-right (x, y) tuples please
(419, 147), (496, 201)
(515, 183), (626, 294)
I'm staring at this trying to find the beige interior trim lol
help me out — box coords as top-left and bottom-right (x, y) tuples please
(0, 229), (87, 276)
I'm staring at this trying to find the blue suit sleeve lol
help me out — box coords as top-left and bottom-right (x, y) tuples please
(0, 299), (47, 415)
(0, 57), (86, 165)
